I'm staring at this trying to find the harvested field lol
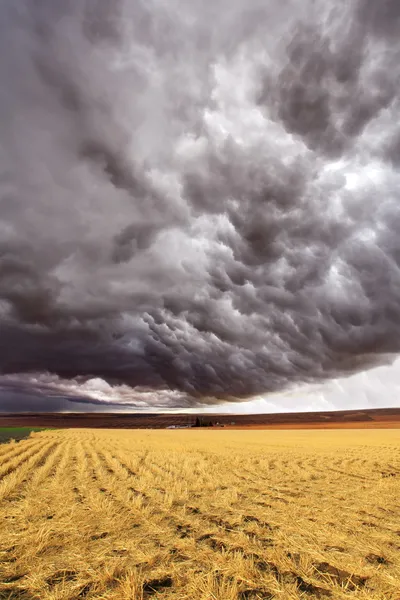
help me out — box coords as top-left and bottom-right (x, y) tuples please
(0, 429), (399, 599)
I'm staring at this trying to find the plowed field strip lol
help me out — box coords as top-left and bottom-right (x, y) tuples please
(88, 445), (196, 547)
(91, 450), (255, 573)
(0, 440), (47, 480)
(0, 441), (58, 502)
(84, 442), (150, 519)
(48, 437), (76, 495)
(24, 441), (67, 492)
(0, 437), (43, 463)
(95, 446), (279, 558)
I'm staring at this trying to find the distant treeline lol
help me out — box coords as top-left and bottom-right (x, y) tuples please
(193, 418), (224, 428)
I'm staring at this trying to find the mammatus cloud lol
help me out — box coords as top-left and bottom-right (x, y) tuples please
(1, 0), (400, 410)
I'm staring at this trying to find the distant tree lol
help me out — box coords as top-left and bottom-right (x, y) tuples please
(193, 417), (215, 427)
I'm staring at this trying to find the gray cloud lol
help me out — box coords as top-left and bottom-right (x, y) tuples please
(1, 0), (400, 409)
(0, 375), (113, 413)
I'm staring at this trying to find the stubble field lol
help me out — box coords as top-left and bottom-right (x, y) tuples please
(0, 429), (399, 600)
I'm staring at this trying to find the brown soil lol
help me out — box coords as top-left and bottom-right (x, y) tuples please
(222, 421), (400, 430)
(0, 407), (399, 430)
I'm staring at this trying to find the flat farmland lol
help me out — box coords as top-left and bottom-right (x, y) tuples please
(0, 430), (399, 600)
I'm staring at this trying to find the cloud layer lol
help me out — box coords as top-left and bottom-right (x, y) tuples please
(1, 0), (400, 409)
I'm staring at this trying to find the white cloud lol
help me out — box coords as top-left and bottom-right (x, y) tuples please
(195, 355), (400, 414)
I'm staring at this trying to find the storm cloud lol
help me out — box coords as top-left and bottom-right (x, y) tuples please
(1, 0), (400, 408)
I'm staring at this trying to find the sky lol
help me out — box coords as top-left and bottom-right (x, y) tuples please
(0, 0), (400, 413)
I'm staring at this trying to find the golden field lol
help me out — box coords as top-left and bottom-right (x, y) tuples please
(0, 429), (399, 600)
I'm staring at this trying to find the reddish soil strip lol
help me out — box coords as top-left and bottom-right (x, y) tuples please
(0, 407), (399, 430)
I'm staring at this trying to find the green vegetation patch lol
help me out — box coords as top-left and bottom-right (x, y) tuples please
(0, 427), (52, 444)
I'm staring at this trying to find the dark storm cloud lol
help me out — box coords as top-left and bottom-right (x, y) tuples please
(0, 377), (106, 413)
(0, 0), (400, 408)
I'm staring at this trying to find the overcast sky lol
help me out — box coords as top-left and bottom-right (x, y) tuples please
(1, 0), (400, 413)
